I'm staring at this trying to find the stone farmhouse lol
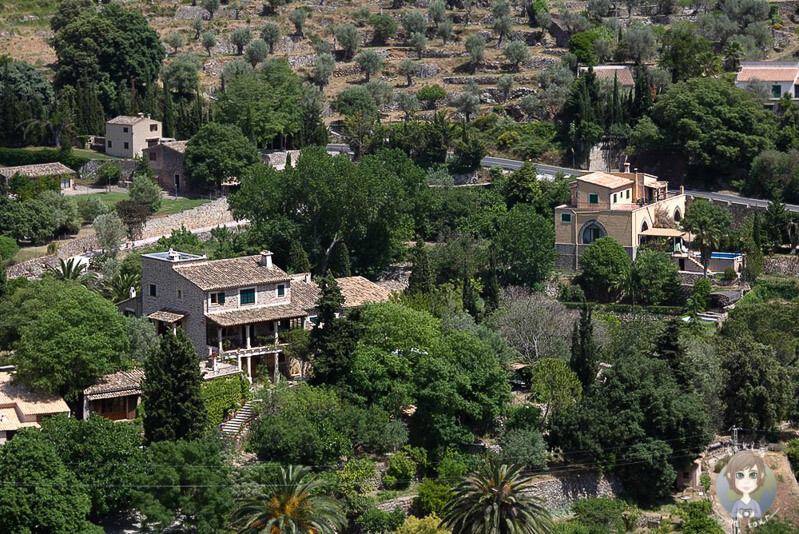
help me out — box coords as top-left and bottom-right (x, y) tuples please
(105, 114), (162, 158)
(125, 249), (391, 383)
(143, 140), (188, 194)
(734, 62), (799, 108)
(579, 65), (635, 91)
(0, 371), (69, 444)
(0, 162), (76, 190)
(554, 169), (688, 271)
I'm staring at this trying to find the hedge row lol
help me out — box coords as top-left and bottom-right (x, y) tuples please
(200, 374), (250, 428)
(0, 147), (90, 171)
(561, 301), (685, 316)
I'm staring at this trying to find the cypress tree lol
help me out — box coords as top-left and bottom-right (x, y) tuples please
(482, 261), (501, 314)
(654, 318), (690, 389)
(328, 242), (351, 277)
(142, 329), (207, 444)
(408, 240), (434, 294)
(288, 241), (311, 273)
(309, 275), (362, 386)
(570, 303), (598, 389)
(753, 210), (762, 250)
(162, 84), (175, 139)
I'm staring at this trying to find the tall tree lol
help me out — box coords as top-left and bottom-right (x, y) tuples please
(142, 329), (207, 444)
(0, 429), (98, 533)
(408, 240), (434, 294)
(184, 122), (259, 187)
(232, 465), (346, 534)
(570, 303), (597, 389)
(441, 458), (554, 534)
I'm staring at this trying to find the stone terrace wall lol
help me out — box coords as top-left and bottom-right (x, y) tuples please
(764, 255), (799, 276)
(6, 198), (235, 279)
(377, 471), (622, 515)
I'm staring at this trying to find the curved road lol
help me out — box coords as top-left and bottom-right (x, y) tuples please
(327, 144), (799, 213)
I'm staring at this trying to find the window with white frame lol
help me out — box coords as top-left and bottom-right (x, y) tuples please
(240, 288), (256, 305)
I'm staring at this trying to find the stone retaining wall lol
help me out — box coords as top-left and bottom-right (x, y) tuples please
(6, 198), (235, 279)
(764, 255), (799, 276)
(377, 470), (622, 515)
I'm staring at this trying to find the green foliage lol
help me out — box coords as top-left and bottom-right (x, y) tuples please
(201, 374), (250, 427)
(441, 459), (553, 534)
(12, 281), (129, 401)
(184, 122), (259, 187)
(550, 353), (712, 501)
(357, 507), (406, 534)
(41, 415), (143, 519)
(720, 337), (791, 431)
(678, 500), (724, 534)
(499, 427), (547, 468)
(76, 194), (110, 224)
(370, 14), (398, 44)
(385, 450), (417, 489)
(568, 29), (611, 66)
(129, 174), (162, 213)
(245, 39), (269, 67)
(333, 86), (378, 117)
(231, 26), (252, 55)
(338, 458), (377, 495)
(633, 249), (681, 306)
(0, 429), (99, 533)
(335, 23), (360, 60)
(162, 54), (200, 94)
(93, 211), (126, 257)
(142, 329), (208, 443)
(396, 514), (451, 534)
(635, 78), (775, 177)
(356, 50), (384, 82)
(682, 198), (733, 275)
(134, 438), (232, 532)
(0, 235), (18, 261)
(413, 479), (451, 516)
(528, 358), (581, 425)
(688, 277), (711, 313)
(0, 146), (89, 170)
(577, 237), (631, 302)
(658, 23), (714, 82)
(494, 204), (556, 288)
(417, 85), (447, 108)
(571, 498), (628, 533)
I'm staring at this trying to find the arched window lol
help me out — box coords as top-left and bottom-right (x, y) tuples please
(641, 220), (649, 232)
(581, 222), (606, 244)
(673, 208), (682, 222)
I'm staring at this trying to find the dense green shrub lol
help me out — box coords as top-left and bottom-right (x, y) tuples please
(786, 439), (799, 474)
(356, 507), (405, 534)
(338, 458), (378, 495)
(0, 236), (19, 261)
(200, 374), (250, 427)
(384, 451), (417, 489)
(412, 479), (450, 516)
(0, 147), (89, 170)
(571, 498), (627, 533)
(76, 195), (111, 224)
(577, 237), (631, 302)
(499, 427), (547, 468)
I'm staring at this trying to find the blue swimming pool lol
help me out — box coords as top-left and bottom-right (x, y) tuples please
(710, 252), (742, 259)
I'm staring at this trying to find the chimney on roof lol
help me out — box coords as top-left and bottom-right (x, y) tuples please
(259, 250), (273, 268)
(137, 112), (145, 118)
(167, 248), (179, 261)
(632, 169), (641, 202)
(624, 161), (631, 173)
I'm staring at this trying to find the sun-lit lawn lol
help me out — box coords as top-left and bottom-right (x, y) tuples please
(21, 146), (122, 161)
(77, 191), (211, 216)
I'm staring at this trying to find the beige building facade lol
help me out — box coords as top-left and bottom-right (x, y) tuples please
(554, 171), (687, 271)
(0, 372), (70, 444)
(105, 114), (162, 158)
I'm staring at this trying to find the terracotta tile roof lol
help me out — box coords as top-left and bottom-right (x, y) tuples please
(736, 62), (799, 83)
(0, 162), (75, 178)
(84, 369), (144, 400)
(206, 304), (307, 327)
(162, 140), (188, 153)
(0, 372), (70, 416)
(107, 115), (156, 125)
(174, 255), (291, 291)
(290, 275), (393, 312)
(148, 309), (187, 323)
(587, 66), (635, 87)
(0, 408), (37, 432)
(577, 171), (633, 190)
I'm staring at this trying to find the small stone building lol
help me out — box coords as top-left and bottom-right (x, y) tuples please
(82, 369), (144, 421)
(0, 162), (76, 190)
(143, 140), (189, 193)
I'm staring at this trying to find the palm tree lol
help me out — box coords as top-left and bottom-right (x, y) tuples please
(45, 257), (97, 286)
(723, 40), (744, 72)
(441, 458), (554, 534)
(231, 465), (346, 534)
(109, 271), (141, 303)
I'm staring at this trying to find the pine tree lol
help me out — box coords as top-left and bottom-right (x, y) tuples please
(482, 259), (501, 314)
(288, 241), (311, 273)
(570, 303), (598, 389)
(161, 84), (175, 139)
(142, 329), (207, 444)
(408, 240), (434, 294)
(309, 276), (360, 386)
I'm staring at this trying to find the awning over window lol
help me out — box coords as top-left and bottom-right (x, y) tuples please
(148, 309), (187, 323)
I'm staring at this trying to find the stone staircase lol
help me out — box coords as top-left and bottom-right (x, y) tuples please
(220, 400), (256, 437)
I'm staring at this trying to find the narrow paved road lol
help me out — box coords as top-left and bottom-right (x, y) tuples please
(327, 144), (799, 213)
